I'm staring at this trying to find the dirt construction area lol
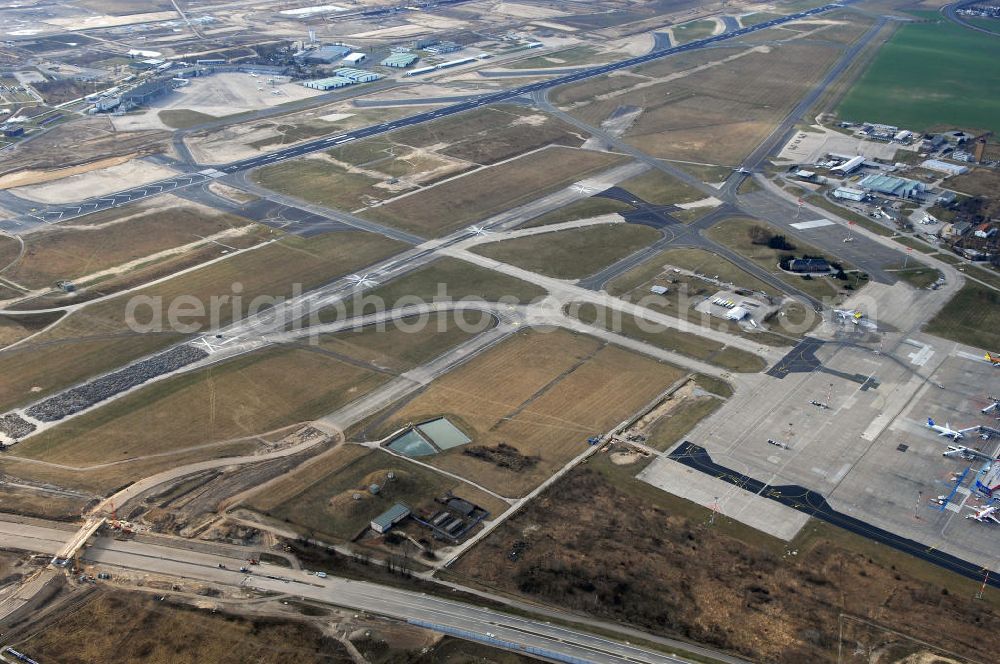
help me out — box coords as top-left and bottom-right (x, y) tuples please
(369, 329), (686, 497)
(6, 159), (176, 204)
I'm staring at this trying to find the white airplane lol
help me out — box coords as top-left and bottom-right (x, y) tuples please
(272, 90), (282, 95)
(943, 445), (994, 462)
(250, 72), (258, 78)
(733, 166), (751, 175)
(927, 418), (979, 440)
(966, 504), (1000, 524)
(468, 225), (491, 237)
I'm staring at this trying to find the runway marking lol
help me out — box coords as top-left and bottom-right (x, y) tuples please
(790, 218), (834, 230)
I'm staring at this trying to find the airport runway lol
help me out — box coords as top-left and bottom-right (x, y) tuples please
(2, 4), (844, 231)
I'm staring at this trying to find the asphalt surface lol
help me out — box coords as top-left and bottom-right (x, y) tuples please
(941, 1), (1000, 36)
(668, 441), (1000, 590)
(0, 519), (733, 664)
(3, 4), (844, 231)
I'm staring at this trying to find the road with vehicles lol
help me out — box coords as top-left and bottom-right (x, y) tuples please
(0, 518), (744, 664)
(1, 4), (846, 232)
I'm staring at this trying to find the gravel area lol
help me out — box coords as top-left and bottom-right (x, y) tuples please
(0, 413), (36, 440)
(26, 345), (209, 423)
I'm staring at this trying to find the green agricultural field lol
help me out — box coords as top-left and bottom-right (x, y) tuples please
(838, 18), (1000, 134)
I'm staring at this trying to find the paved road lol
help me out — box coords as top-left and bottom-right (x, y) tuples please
(0, 519), (733, 664)
(2, 4), (844, 232)
(941, 1), (1000, 36)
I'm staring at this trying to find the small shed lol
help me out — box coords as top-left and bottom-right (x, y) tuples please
(371, 503), (410, 533)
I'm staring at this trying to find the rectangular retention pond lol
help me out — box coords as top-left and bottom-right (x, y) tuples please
(417, 417), (471, 450)
(387, 429), (437, 457)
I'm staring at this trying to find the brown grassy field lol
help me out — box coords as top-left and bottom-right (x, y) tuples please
(618, 169), (705, 205)
(317, 312), (488, 374)
(253, 158), (408, 211)
(371, 329), (686, 496)
(0, 231), (405, 412)
(319, 257), (548, 325)
(471, 224), (660, 279)
(363, 147), (627, 237)
(0, 234), (18, 268)
(247, 445), (506, 542)
(13, 590), (352, 664)
(388, 105), (585, 165)
(2, 202), (263, 290)
(451, 455), (1000, 664)
(562, 41), (845, 165)
(0, 311), (61, 349)
(12, 346), (388, 467)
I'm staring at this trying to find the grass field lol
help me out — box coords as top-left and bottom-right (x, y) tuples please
(837, 17), (1000, 134)
(561, 40), (845, 165)
(618, 169), (705, 205)
(505, 46), (610, 70)
(567, 302), (768, 372)
(672, 19), (717, 44)
(364, 105), (584, 166)
(2, 203), (263, 290)
(14, 590), (350, 664)
(363, 147), (627, 237)
(12, 346), (389, 466)
(522, 198), (631, 227)
(317, 311), (491, 374)
(318, 257), (548, 324)
(371, 329), (686, 497)
(925, 282), (1000, 350)
(158, 109), (218, 129)
(706, 217), (868, 300)
(0, 231), (405, 412)
(253, 158), (407, 211)
(470, 224), (660, 279)
(248, 444), (503, 542)
(0, 311), (61, 349)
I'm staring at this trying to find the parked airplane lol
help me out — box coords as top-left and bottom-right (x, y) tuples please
(733, 166), (751, 175)
(834, 309), (877, 330)
(927, 418), (979, 440)
(966, 504), (1000, 523)
(943, 445), (994, 462)
(985, 352), (1000, 367)
(983, 395), (1000, 414)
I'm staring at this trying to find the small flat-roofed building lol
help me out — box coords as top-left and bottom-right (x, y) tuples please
(371, 503), (410, 533)
(302, 76), (353, 90)
(726, 306), (750, 321)
(921, 159), (969, 176)
(649, 285), (669, 295)
(935, 190), (957, 206)
(833, 186), (866, 202)
(334, 68), (381, 83)
(424, 41), (461, 54)
(381, 52), (418, 68)
(342, 52), (367, 65)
